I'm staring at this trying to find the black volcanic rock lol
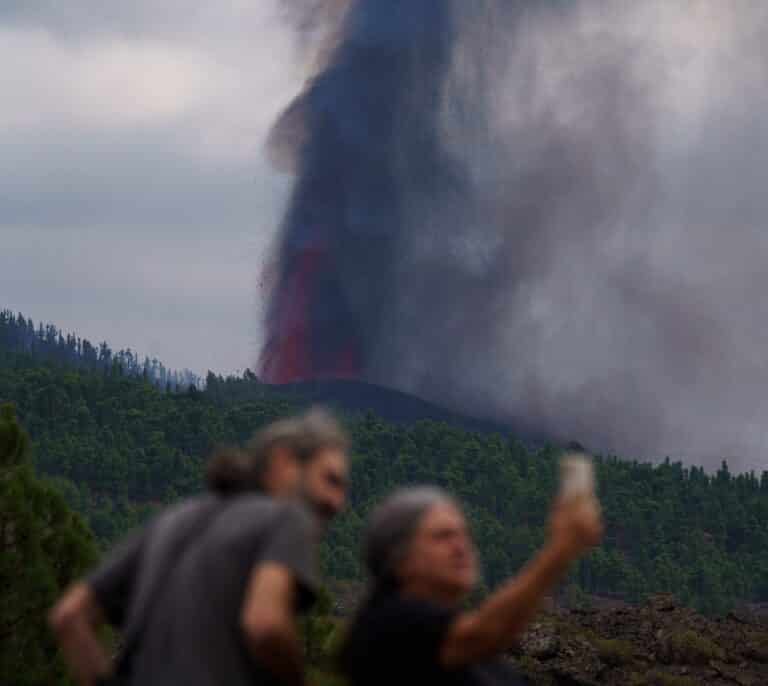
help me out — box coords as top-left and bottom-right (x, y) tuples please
(511, 595), (768, 685)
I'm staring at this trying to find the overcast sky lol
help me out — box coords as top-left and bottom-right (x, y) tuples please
(1, 1), (304, 375)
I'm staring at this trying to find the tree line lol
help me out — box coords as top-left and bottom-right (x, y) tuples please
(0, 310), (201, 392)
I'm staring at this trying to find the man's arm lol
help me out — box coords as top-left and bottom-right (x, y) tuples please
(50, 526), (146, 685)
(49, 584), (112, 686)
(241, 562), (305, 686)
(441, 497), (603, 667)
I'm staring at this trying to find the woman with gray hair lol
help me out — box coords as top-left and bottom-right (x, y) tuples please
(341, 485), (602, 686)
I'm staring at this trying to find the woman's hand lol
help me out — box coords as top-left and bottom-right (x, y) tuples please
(548, 496), (604, 560)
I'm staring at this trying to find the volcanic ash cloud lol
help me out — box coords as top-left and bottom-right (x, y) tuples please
(262, 1), (768, 472)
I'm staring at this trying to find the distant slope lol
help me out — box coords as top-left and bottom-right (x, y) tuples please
(268, 378), (546, 442)
(0, 309), (201, 390)
(3, 308), (546, 442)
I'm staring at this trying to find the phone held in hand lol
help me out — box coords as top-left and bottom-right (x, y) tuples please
(559, 449), (595, 501)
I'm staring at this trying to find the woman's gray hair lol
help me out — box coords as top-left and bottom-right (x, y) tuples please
(363, 486), (456, 586)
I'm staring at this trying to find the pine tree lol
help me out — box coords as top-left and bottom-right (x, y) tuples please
(0, 403), (98, 685)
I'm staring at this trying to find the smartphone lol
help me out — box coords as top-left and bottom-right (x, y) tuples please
(559, 450), (595, 501)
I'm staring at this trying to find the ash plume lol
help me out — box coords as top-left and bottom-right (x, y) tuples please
(261, 1), (768, 473)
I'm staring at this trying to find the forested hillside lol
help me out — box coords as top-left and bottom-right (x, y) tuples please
(1, 313), (768, 615)
(0, 310), (201, 391)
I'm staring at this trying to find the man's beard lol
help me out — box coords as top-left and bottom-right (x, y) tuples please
(298, 482), (336, 528)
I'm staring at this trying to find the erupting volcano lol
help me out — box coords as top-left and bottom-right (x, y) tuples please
(259, 1), (768, 472)
(259, 0), (455, 384)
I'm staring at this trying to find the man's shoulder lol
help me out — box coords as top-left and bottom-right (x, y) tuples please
(153, 493), (316, 542)
(276, 498), (316, 525)
(156, 493), (276, 521)
(160, 493), (216, 514)
(217, 494), (314, 531)
(227, 494), (311, 517)
(152, 493), (218, 527)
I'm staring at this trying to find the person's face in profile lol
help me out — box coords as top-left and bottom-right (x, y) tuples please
(398, 503), (479, 604)
(261, 445), (302, 497)
(301, 447), (349, 522)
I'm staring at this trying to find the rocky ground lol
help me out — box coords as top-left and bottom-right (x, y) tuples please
(509, 595), (768, 685)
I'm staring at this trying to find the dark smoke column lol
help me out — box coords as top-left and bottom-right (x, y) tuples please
(260, 0), (454, 384)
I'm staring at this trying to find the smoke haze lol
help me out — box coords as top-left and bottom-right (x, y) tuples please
(263, 1), (768, 472)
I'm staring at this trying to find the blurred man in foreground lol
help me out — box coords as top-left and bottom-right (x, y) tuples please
(50, 408), (350, 686)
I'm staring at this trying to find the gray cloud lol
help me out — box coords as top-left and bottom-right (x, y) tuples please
(0, 2), (278, 40)
(394, 2), (768, 472)
(1, 224), (264, 373)
(0, 125), (281, 229)
(1, 0), (301, 375)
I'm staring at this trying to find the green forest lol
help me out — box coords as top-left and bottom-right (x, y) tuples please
(3, 310), (768, 682)
(0, 401), (98, 685)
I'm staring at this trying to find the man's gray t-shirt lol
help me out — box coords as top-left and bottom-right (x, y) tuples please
(88, 493), (319, 686)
